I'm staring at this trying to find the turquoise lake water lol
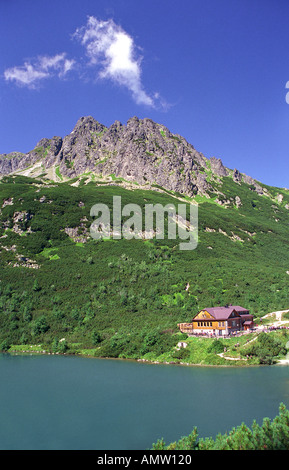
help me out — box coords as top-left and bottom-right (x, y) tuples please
(1, 353), (289, 450)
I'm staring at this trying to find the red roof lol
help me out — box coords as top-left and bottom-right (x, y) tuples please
(194, 306), (249, 321)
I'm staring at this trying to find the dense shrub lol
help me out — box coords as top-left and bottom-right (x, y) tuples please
(207, 338), (224, 354)
(152, 403), (289, 450)
(243, 332), (287, 364)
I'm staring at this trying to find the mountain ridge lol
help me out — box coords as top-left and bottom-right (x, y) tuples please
(0, 115), (267, 199)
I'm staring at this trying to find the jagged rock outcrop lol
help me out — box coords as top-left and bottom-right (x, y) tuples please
(210, 157), (228, 177)
(0, 115), (261, 197)
(233, 168), (242, 183)
(0, 152), (28, 175)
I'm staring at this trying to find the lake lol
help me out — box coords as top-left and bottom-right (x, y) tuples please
(0, 353), (289, 450)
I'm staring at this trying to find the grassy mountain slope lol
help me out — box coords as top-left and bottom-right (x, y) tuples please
(1, 170), (289, 362)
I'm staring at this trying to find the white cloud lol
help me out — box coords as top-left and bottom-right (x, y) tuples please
(4, 63), (49, 87)
(4, 53), (75, 88)
(74, 16), (154, 106)
(3, 17), (168, 110)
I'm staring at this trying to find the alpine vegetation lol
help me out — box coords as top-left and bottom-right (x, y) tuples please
(90, 196), (198, 250)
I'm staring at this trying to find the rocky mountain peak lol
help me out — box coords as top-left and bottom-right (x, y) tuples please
(0, 115), (261, 198)
(72, 116), (105, 135)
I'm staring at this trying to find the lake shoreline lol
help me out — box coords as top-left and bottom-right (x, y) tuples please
(5, 344), (287, 368)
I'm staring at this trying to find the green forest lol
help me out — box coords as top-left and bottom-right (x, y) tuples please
(1, 174), (289, 363)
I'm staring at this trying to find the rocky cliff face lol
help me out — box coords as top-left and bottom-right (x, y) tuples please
(0, 116), (259, 196)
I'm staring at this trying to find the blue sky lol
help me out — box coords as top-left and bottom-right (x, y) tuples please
(1, 0), (289, 188)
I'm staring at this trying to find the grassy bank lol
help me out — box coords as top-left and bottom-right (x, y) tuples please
(5, 327), (289, 367)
